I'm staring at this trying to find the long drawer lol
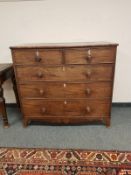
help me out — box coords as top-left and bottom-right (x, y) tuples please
(12, 46), (116, 65)
(22, 99), (111, 117)
(19, 82), (112, 99)
(15, 64), (114, 82)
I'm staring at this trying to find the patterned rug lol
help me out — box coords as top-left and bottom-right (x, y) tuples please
(0, 148), (131, 175)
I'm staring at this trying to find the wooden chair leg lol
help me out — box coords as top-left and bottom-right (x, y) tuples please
(11, 74), (20, 108)
(0, 86), (9, 128)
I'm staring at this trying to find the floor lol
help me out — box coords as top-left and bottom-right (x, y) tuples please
(0, 106), (131, 151)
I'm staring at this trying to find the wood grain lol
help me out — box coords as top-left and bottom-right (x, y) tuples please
(12, 49), (63, 65)
(19, 82), (112, 99)
(65, 47), (116, 64)
(22, 99), (111, 117)
(16, 64), (114, 82)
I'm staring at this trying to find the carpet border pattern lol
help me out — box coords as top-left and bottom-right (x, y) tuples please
(0, 148), (131, 175)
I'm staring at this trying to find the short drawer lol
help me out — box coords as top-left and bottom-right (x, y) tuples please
(12, 49), (63, 65)
(19, 82), (112, 99)
(65, 47), (116, 64)
(16, 64), (114, 82)
(22, 99), (111, 117)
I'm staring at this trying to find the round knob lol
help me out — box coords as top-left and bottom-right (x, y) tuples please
(41, 107), (46, 114)
(39, 89), (44, 95)
(86, 70), (92, 77)
(86, 88), (91, 95)
(86, 49), (92, 62)
(86, 55), (92, 62)
(37, 72), (43, 78)
(35, 50), (42, 62)
(86, 106), (91, 113)
(35, 56), (42, 62)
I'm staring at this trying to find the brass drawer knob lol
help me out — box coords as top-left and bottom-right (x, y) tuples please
(35, 50), (42, 62)
(86, 106), (91, 113)
(39, 89), (45, 95)
(41, 107), (46, 114)
(37, 72), (43, 78)
(86, 88), (91, 95)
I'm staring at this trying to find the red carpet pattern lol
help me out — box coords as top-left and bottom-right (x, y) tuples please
(0, 148), (131, 175)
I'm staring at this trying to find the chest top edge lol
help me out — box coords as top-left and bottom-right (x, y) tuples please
(10, 42), (119, 49)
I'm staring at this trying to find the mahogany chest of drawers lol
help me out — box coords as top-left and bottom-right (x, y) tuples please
(10, 42), (118, 127)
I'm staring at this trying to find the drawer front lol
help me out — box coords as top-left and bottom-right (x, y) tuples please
(65, 47), (116, 64)
(22, 100), (64, 116)
(19, 83), (65, 98)
(16, 65), (114, 82)
(64, 100), (110, 116)
(12, 49), (63, 65)
(19, 82), (112, 99)
(22, 99), (110, 117)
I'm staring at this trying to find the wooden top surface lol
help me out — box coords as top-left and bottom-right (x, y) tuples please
(10, 42), (118, 49)
(0, 63), (12, 74)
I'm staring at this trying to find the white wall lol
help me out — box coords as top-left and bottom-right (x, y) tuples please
(0, 0), (131, 103)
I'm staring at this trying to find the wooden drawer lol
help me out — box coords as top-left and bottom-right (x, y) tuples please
(12, 49), (63, 65)
(63, 99), (110, 116)
(19, 82), (112, 99)
(22, 100), (64, 116)
(16, 64), (114, 82)
(65, 47), (116, 64)
(22, 99), (111, 117)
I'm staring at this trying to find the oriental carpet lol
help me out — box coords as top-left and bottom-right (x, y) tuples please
(0, 148), (131, 175)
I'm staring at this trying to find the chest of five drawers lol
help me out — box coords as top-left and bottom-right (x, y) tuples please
(11, 42), (118, 127)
